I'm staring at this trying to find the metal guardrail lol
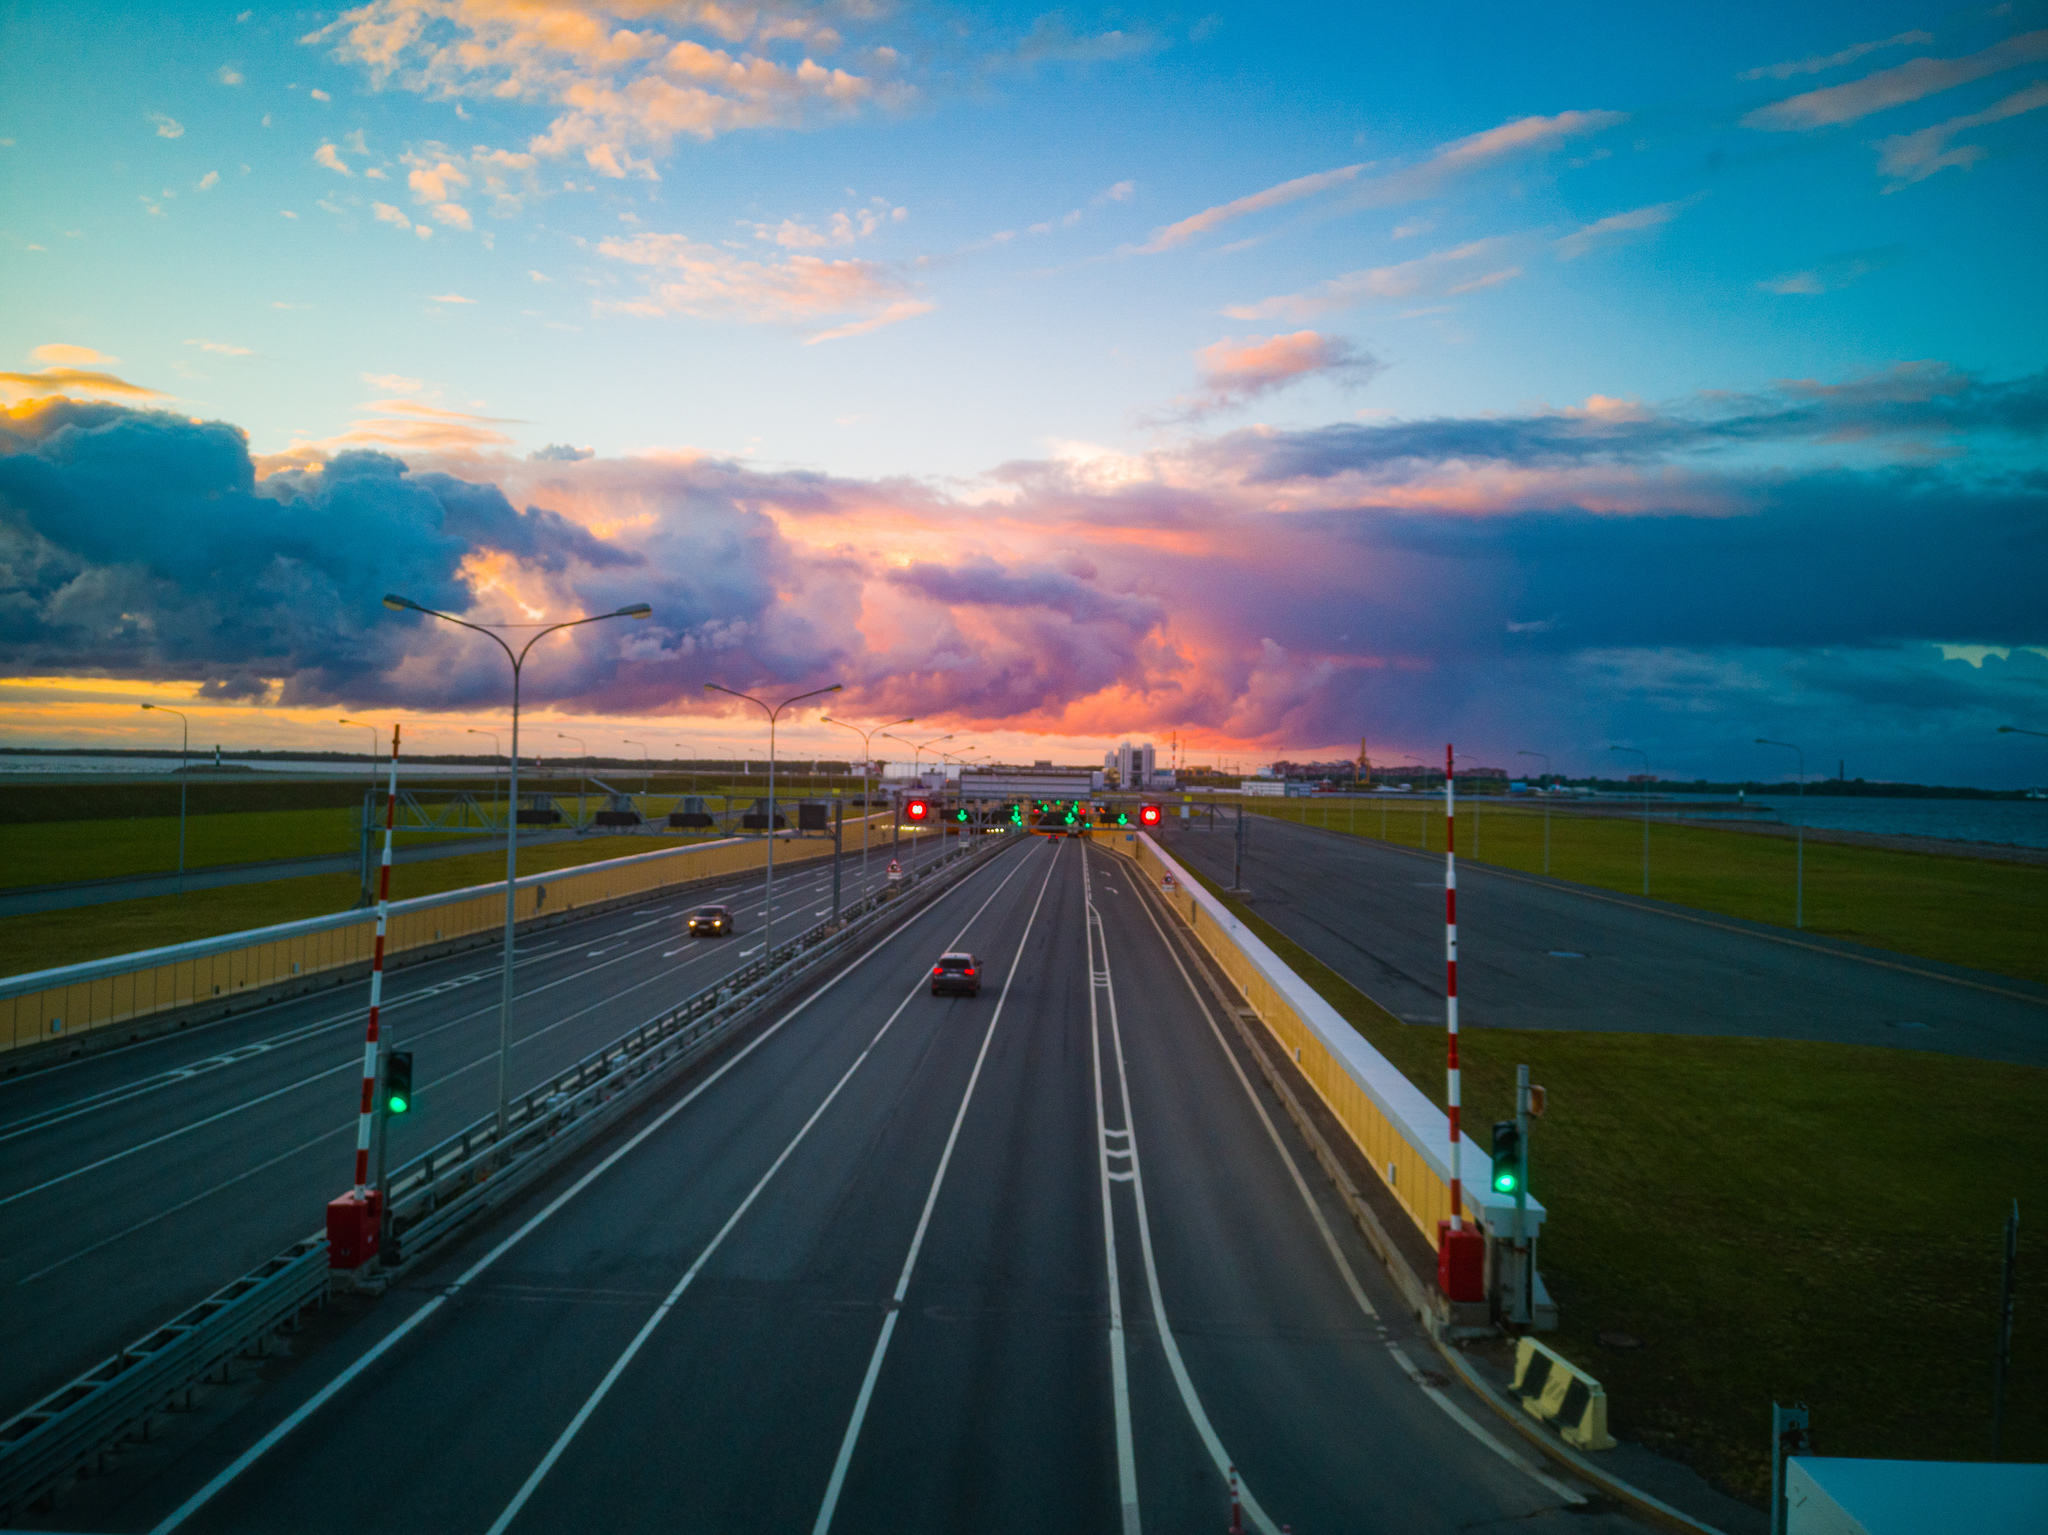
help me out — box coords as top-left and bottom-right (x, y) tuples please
(380, 836), (1003, 1267)
(0, 833), (1006, 1523)
(0, 1237), (330, 1523)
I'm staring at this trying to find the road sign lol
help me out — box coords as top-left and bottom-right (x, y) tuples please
(886, 859), (903, 883)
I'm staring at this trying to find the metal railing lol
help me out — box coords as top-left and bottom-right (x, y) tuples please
(0, 1238), (330, 1522)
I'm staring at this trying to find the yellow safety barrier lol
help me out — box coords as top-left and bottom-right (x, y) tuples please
(1100, 830), (1541, 1252)
(1, 816), (907, 1057)
(1511, 1338), (1615, 1449)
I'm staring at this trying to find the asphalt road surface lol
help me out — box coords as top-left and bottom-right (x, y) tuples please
(0, 845), (923, 1419)
(1160, 812), (2048, 1064)
(58, 836), (1647, 1535)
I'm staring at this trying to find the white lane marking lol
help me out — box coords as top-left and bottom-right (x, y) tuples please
(1116, 849), (1587, 1508)
(1081, 853), (1143, 1534)
(811, 842), (1065, 1535)
(1382, 1344), (1585, 1504)
(149, 843), (1034, 1535)
(1088, 868), (1282, 1535)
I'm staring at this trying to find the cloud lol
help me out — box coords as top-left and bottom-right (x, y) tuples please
(1131, 163), (1366, 253)
(803, 299), (934, 345)
(308, 0), (895, 184)
(363, 372), (424, 392)
(1553, 197), (1700, 260)
(748, 202), (904, 249)
(1742, 29), (2048, 130)
(1875, 79), (2048, 189)
(530, 443), (594, 462)
(310, 87), (331, 101)
(373, 201), (427, 236)
(151, 113), (184, 139)
(598, 229), (922, 328)
(427, 292), (477, 304)
(2, 369), (2042, 768)
(1009, 14), (1163, 67)
(1224, 238), (1507, 320)
(1163, 331), (1383, 419)
(314, 142), (354, 175)
(31, 344), (118, 366)
(218, 64), (245, 86)
(1446, 266), (1522, 294)
(185, 339), (255, 356)
(0, 368), (165, 402)
(1757, 244), (1907, 295)
(1093, 180), (1136, 204)
(1739, 30), (1932, 82)
(198, 170), (220, 190)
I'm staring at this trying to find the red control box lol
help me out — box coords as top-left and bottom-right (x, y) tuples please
(327, 1189), (382, 1270)
(1437, 1219), (1485, 1302)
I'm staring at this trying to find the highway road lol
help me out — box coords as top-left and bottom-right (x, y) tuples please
(50, 835), (1646, 1535)
(0, 842), (930, 1421)
(1160, 812), (2048, 1064)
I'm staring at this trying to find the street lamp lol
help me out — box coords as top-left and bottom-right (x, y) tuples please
(883, 732), (951, 871)
(1756, 738), (1806, 928)
(704, 681), (843, 948)
(1607, 745), (1650, 895)
(1516, 750), (1552, 875)
(140, 704), (191, 876)
(382, 593), (651, 1148)
(467, 729), (503, 823)
(557, 733), (589, 824)
(1998, 725), (2047, 738)
(822, 715), (912, 892)
(622, 737), (650, 796)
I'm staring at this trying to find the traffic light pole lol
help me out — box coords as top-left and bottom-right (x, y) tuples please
(1514, 1064), (1532, 1325)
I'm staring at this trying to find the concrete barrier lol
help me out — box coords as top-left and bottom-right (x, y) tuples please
(1099, 830), (1549, 1304)
(0, 817), (905, 1058)
(1511, 1338), (1615, 1450)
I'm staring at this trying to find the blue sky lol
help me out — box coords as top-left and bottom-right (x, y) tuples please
(2, 2), (2045, 782)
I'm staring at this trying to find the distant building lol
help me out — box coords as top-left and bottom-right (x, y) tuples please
(1104, 740), (1160, 789)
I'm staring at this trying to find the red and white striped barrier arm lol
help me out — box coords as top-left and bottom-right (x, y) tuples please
(353, 725), (401, 1193)
(1445, 741), (1461, 1231)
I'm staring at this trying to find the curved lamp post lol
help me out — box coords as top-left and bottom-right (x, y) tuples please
(1756, 737), (1805, 928)
(622, 737), (650, 797)
(822, 715), (911, 892)
(382, 594), (651, 1146)
(704, 681), (843, 946)
(140, 703), (190, 877)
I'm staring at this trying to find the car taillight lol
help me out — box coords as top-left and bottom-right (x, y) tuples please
(963, 967), (975, 976)
(933, 965), (943, 975)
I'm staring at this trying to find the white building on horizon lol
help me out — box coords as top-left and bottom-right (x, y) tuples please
(1104, 740), (1164, 790)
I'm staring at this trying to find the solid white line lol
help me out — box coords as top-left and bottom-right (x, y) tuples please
(1118, 848), (1587, 1508)
(1092, 872), (1282, 1535)
(810, 842), (1064, 1535)
(149, 843), (1030, 1535)
(1082, 854), (1142, 1535)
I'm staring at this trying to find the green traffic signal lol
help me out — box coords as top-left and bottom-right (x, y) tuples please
(1490, 1120), (1521, 1194)
(384, 1050), (415, 1116)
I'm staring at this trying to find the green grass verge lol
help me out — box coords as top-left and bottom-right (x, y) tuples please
(1178, 859), (2046, 1501)
(1243, 799), (2048, 985)
(0, 834), (710, 976)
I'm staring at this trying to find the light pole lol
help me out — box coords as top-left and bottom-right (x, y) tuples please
(822, 715), (912, 894)
(705, 681), (843, 949)
(1998, 725), (2048, 738)
(340, 718), (384, 904)
(467, 729), (503, 824)
(884, 732), (951, 871)
(1608, 745), (1650, 895)
(383, 594), (651, 1148)
(623, 737), (650, 796)
(140, 704), (190, 877)
(1516, 750), (1552, 875)
(1756, 738), (1806, 928)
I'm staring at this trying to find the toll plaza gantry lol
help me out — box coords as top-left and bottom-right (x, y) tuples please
(894, 784), (1163, 837)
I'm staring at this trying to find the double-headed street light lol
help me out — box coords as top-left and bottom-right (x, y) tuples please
(821, 715), (912, 890)
(1755, 737), (1806, 928)
(704, 681), (843, 947)
(382, 593), (651, 1148)
(1607, 744), (1650, 895)
(140, 703), (190, 877)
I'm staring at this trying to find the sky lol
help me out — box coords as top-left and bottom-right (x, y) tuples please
(1, 0), (2045, 784)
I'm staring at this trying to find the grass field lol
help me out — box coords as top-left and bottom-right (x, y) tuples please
(0, 818), (930, 978)
(1179, 860), (2045, 1502)
(1240, 798), (2048, 985)
(1, 785), (883, 892)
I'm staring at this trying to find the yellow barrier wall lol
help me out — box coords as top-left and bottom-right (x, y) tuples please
(1099, 830), (1537, 1250)
(2, 817), (909, 1055)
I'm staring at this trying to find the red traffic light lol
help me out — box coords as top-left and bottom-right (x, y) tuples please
(906, 798), (929, 821)
(1139, 804), (1161, 826)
